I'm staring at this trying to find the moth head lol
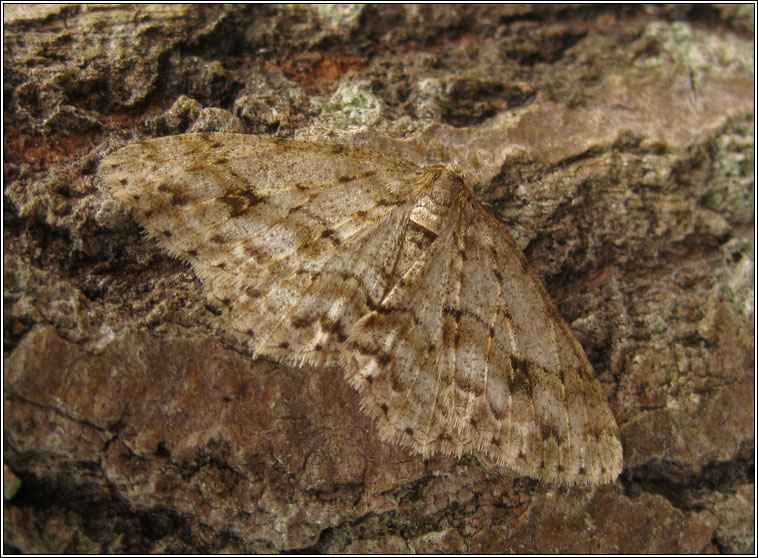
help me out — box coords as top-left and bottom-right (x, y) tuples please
(409, 168), (471, 236)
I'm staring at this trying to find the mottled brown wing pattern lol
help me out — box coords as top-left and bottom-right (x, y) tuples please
(345, 196), (622, 485)
(101, 134), (425, 364)
(100, 133), (622, 486)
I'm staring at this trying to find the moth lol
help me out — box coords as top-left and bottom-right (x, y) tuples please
(100, 133), (622, 485)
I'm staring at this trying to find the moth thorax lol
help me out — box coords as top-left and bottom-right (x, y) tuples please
(409, 169), (468, 236)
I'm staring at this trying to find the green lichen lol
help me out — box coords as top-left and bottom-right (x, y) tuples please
(715, 237), (754, 321)
(642, 21), (754, 81)
(307, 3), (364, 27)
(704, 122), (755, 224)
(317, 82), (383, 130)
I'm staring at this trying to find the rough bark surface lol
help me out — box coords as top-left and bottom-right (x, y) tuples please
(3, 4), (754, 554)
